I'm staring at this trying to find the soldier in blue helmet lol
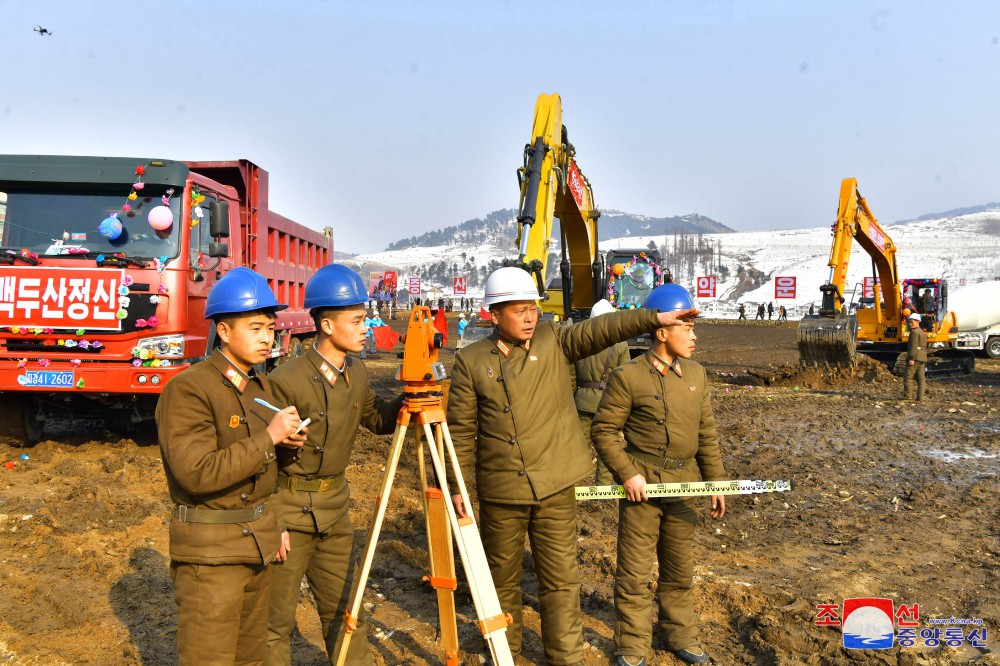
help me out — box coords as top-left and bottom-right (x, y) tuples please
(264, 264), (403, 665)
(591, 283), (726, 666)
(156, 267), (307, 665)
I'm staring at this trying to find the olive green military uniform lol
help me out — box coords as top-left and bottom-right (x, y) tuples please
(592, 352), (725, 659)
(446, 308), (661, 664)
(265, 348), (403, 665)
(571, 341), (631, 485)
(904, 326), (928, 401)
(156, 349), (283, 666)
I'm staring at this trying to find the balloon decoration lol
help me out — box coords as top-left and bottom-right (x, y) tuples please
(99, 216), (123, 240)
(148, 205), (174, 230)
(104, 163), (176, 234)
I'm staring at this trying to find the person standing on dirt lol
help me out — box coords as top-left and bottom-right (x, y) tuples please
(756, 303), (765, 320)
(737, 303), (746, 320)
(457, 312), (469, 338)
(446, 267), (698, 665)
(767, 301), (774, 320)
(156, 268), (306, 666)
(265, 264), (403, 665)
(903, 312), (928, 401)
(591, 284), (725, 666)
(779, 305), (787, 321)
(571, 299), (632, 486)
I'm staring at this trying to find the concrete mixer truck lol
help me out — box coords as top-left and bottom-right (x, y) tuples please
(952, 281), (1000, 358)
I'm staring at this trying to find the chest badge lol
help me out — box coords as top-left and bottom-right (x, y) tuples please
(487, 366), (494, 378)
(529, 355), (538, 362)
(229, 415), (240, 428)
(689, 386), (697, 392)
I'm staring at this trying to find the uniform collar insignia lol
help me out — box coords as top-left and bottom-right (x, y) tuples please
(313, 348), (349, 387)
(318, 362), (337, 387)
(648, 352), (683, 378)
(495, 337), (528, 358)
(224, 365), (247, 393)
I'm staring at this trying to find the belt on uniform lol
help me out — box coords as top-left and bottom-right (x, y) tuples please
(277, 474), (345, 492)
(174, 502), (267, 524)
(625, 448), (692, 471)
(577, 381), (604, 389)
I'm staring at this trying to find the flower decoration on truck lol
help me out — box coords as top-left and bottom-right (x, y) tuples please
(190, 187), (206, 229)
(606, 252), (664, 308)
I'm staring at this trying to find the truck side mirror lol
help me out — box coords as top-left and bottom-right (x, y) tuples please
(208, 242), (229, 258)
(209, 201), (230, 238)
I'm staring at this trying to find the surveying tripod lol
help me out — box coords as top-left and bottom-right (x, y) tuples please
(333, 306), (514, 666)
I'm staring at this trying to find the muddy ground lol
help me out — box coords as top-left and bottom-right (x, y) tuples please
(0, 315), (997, 665)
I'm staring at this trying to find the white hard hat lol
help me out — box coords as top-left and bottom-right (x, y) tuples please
(907, 312), (922, 322)
(590, 299), (616, 317)
(459, 312), (466, 319)
(482, 267), (539, 306)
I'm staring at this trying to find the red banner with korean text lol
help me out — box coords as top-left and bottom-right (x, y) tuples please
(0, 267), (124, 330)
(774, 276), (796, 299)
(696, 276), (716, 298)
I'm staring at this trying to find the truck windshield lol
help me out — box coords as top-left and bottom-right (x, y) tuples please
(0, 186), (181, 259)
(611, 259), (657, 308)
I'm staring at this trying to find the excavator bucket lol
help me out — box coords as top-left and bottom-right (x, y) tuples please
(797, 315), (859, 367)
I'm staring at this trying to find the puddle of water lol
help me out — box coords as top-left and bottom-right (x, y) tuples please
(921, 448), (1000, 463)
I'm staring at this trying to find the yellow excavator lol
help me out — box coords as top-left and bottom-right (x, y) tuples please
(798, 178), (972, 374)
(508, 93), (604, 319)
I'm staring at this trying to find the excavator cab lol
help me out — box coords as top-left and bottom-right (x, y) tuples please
(902, 278), (947, 334)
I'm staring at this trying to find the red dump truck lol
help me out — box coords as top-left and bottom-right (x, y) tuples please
(0, 155), (331, 442)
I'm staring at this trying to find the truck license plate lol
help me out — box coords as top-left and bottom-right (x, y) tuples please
(17, 371), (76, 388)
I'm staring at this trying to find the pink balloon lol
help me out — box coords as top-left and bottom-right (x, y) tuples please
(148, 205), (174, 230)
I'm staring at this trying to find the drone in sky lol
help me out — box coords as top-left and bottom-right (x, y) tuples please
(34, 26), (52, 36)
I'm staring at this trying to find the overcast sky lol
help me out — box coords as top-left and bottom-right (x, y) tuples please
(3, 1), (999, 253)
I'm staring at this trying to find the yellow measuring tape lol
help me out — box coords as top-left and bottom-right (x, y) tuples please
(575, 479), (793, 501)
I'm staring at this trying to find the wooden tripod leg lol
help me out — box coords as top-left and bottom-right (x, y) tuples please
(422, 421), (515, 666)
(331, 419), (409, 666)
(418, 423), (460, 665)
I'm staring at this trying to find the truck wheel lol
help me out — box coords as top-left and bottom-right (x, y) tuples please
(22, 398), (45, 445)
(987, 337), (1000, 359)
(0, 397), (44, 447)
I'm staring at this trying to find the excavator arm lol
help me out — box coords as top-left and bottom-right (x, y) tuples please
(822, 178), (900, 321)
(800, 178), (901, 366)
(510, 93), (602, 319)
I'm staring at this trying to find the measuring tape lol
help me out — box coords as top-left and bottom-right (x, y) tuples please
(575, 479), (793, 501)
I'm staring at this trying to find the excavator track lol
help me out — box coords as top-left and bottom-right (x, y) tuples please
(797, 315), (859, 367)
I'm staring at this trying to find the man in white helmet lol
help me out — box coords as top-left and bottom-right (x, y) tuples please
(903, 311), (927, 401)
(446, 267), (697, 665)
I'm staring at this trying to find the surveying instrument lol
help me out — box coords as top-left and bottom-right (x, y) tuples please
(333, 306), (514, 666)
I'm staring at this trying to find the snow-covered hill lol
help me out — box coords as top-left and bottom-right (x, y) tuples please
(352, 209), (1000, 318)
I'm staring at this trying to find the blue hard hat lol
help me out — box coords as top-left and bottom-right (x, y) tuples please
(204, 267), (287, 319)
(303, 264), (368, 310)
(643, 283), (696, 313)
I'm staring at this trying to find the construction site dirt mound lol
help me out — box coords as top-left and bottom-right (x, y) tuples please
(717, 354), (898, 390)
(0, 317), (996, 664)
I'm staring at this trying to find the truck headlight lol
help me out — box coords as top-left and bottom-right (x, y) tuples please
(135, 334), (185, 357)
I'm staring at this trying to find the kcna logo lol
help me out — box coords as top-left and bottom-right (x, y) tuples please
(815, 598), (988, 650)
(816, 598), (916, 650)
